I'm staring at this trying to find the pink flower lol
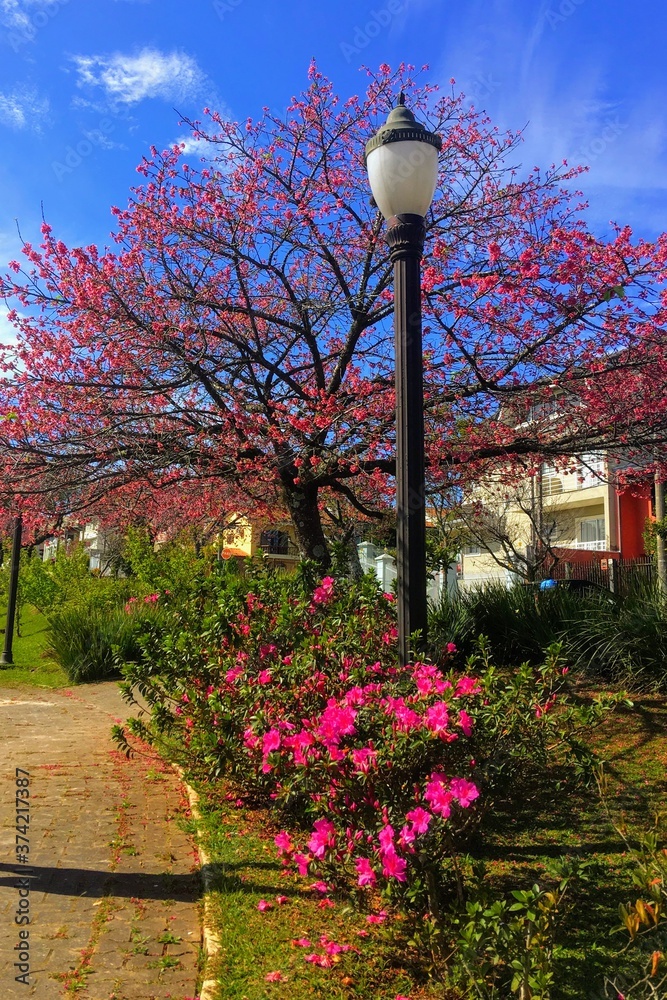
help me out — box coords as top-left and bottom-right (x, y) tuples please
(425, 701), (450, 734)
(355, 857), (376, 887)
(455, 676), (482, 697)
(275, 895), (289, 905)
(293, 853), (310, 876)
(282, 655), (293, 665)
(292, 938), (311, 947)
(424, 774), (454, 818)
(309, 880), (329, 894)
(381, 847), (407, 882)
(450, 777), (480, 808)
(274, 831), (293, 854)
(304, 953), (333, 967)
(308, 819), (336, 859)
(351, 746), (377, 773)
(383, 592), (395, 602)
(258, 669), (272, 684)
(447, 642), (457, 653)
(378, 824), (395, 851)
(262, 728), (281, 754)
(265, 971), (286, 982)
(459, 709), (474, 736)
(366, 911), (388, 924)
(257, 899), (273, 912)
(356, 929), (369, 938)
(318, 897), (335, 909)
(405, 807), (431, 834)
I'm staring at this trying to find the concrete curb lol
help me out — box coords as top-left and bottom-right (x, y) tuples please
(173, 765), (220, 1000)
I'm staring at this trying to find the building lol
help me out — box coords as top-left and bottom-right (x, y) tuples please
(459, 453), (655, 588)
(220, 517), (301, 570)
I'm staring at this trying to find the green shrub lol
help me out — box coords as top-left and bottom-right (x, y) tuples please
(46, 598), (168, 684)
(568, 583), (667, 691)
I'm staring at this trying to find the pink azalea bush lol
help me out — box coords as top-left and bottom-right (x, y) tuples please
(119, 564), (619, 922)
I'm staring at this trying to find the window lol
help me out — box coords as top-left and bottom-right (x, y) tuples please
(573, 516), (606, 550)
(579, 453), (605, 488)
(259, 529), (290, 555)
(464, 543), (481, 556)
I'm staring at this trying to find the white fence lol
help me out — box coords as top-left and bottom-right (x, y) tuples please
(357, 543), (457, 602)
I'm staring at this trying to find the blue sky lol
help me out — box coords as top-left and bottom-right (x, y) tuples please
(1, 0), (666, 339)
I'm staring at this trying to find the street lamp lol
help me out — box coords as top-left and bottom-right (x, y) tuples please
(365, 93), (441, 665)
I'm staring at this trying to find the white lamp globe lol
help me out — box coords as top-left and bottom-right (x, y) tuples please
(365, 94), (442, 221)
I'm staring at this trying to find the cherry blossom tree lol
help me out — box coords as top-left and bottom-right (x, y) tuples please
(2, 62), (667, 565)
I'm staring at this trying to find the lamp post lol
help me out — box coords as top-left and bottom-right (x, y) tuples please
(1, 514), (23, 666)
(365, 94), (441, 666)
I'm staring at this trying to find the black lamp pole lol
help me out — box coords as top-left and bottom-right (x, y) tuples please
(387, 214), (428, 665)
(1, 514), (23, 666)
(365, 95), (441, 665)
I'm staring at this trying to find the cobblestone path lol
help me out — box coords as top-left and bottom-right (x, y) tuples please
(0, 682), (201, 1000)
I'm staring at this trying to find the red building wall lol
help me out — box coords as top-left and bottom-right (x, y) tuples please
(618, 486), (653, 559)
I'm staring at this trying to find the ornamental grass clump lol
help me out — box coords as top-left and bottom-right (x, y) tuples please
(118, 565), (621, 928)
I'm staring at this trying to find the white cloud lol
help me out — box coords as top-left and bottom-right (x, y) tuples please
(72, 48), (205, 105)
(0, 307), (20, 347)
(435, 0), (667, 234)
(0, 86), (49, 129)
(0, 0), (63, 34)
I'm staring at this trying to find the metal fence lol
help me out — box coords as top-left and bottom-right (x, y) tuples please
(540, 555), (654, 596)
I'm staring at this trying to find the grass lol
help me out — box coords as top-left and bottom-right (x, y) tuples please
(187, 787), (450, 1000)
(475, 689), (667, 999)
(0, 604), (67, 687)
(180, 689), (667, 1000)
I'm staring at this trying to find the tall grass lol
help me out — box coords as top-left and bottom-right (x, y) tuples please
(429, 580), (667, 691)
(46, 602), (166, 684)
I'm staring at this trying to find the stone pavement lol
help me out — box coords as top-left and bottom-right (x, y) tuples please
(0, 682), (202, 1000)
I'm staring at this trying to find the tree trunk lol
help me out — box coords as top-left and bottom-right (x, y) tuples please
(282, 479), (331, 571)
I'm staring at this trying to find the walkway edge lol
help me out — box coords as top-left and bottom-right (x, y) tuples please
(173, 764), (221, 1000)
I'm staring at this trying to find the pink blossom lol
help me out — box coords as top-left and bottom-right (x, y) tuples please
(378, 824), (395, 851)
(317, 897), (335, 908)
(424, 774), (454, 818)
(406, 807), (432, 834)
(258, 669), (272, 684)
(447, 642), (457, 653)
(351, 746), (377, 773)
(274, 831), (293, 854)
(355, 857), (377, 887)
(425, 701), (450, 734)
(304, 953), (333, 967)
(455, 676), (482, 697)
(265, 971), (286, 982)
(262, 728), (281, 753)
(275, 895), (289, 905)
(366, 911), (388, 924)
(257, 899), (273, 912)
(383, 592), (395, 601)
(381, 847), (407, 882)
(459, 709), (474, 736)
(259, 643), (277, 659)
(291, 938), (311, 947)
(293, 853), (310, 876)
(450, 777), (480, 808)
(309, 880), (329, 894)
(308, 818), (335, 859)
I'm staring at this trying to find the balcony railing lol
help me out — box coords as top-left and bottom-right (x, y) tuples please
(570, 539), (607, 551)
(259, 538), (300, 558)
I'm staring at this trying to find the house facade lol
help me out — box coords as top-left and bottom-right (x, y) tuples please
(459, 454), (654, 588)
